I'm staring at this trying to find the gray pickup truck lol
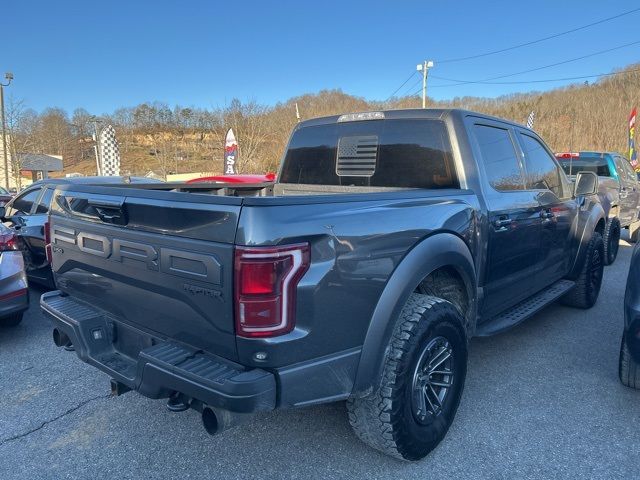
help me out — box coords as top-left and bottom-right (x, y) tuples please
(557, 151), (640, 264)
(41, 109), (605, 461)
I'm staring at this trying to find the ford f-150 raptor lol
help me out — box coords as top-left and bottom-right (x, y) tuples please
(41, 109), (605, 460)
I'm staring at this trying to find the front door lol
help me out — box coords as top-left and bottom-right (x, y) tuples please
(517, 131), (577, 286)
(469, 121), (543, 318)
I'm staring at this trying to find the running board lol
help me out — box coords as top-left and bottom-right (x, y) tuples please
(476, 279), (575, 337)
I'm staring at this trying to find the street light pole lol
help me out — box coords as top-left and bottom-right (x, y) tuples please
(1, 72), (13, 190)
(416, 61), (434, 109)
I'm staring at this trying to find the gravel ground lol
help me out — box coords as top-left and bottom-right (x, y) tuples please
(1, 240), (639, 479)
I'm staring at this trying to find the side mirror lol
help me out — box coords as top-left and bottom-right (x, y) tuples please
(574, 171), (598, 197)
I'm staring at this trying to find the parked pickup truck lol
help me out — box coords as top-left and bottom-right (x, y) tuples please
(556, 151), (640, 264)
(41, 109), (606, 461)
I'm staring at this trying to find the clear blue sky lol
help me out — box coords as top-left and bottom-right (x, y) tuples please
(1, 0), (639, 115)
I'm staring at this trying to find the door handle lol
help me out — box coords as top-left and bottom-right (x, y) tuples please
(493, 217), (513, 230)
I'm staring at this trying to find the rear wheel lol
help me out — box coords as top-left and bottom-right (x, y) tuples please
(562, 232), (604, 309)
(0, 312), (23, 328)
(603, 217), (621, 265)
(347, 294), (467, 461)
(619, 335), (640, 389)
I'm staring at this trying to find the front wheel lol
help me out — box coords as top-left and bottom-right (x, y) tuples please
(561, 231), (604, 309)
(347, 294), (467, 461)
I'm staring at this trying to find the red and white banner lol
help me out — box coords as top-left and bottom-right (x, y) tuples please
(630, 108), (637, 168)
(224, 128), (238, 175)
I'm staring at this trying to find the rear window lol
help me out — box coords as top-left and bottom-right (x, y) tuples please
(279, 119), (458, 189)
(558, 155), (611, 177)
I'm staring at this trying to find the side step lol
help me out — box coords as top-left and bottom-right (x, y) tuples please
(476, 279), (575, 337)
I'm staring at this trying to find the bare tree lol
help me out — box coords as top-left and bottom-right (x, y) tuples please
(5, 96), (39, 188)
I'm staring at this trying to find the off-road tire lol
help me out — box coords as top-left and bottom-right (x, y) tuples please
(619, 335), (640, 389)
(0, 312), (23, 328)
(561, 232), (604, 309)
(346, 294), (467, 461)
(603, 217), (621, 265)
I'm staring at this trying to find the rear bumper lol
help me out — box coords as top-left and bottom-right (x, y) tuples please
(0, 289), (29, 318)
(41, 291), (276, 413)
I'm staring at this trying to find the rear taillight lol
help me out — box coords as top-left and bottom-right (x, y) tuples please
(44, 219), (52, 263)
(234, 243), (310, 338)
(0, 231), (17, 252)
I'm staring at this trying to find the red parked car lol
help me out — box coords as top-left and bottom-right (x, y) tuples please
(186, 173), (276, 184)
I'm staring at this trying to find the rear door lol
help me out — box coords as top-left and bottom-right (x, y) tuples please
(49, 186), (243, 360)
(517, 130), (577, 286)
(470, 120), (543, 318)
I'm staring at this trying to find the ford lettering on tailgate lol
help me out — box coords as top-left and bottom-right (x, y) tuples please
(52, 226), (221, 285)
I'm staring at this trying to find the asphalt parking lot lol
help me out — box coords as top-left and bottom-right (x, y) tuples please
(1, 240), (640, 479)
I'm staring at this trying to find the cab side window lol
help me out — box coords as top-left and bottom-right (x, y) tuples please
(519, 134), (566, 198)
(473, 124), (524, 191)
(6, 188), (41, 216)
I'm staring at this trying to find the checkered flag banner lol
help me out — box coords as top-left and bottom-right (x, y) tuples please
(98, 125), (121, 176)
(526, 111), (535, 129)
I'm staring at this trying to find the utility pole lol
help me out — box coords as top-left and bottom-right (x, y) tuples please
(416, 61), (434, 109)
(1, 72), (13, 190)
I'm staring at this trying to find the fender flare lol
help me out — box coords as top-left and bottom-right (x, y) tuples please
(352, 232), (476, 395)
(568, 201), (606, 279)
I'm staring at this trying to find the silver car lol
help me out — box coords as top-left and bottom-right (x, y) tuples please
(0, 222), (28, 327)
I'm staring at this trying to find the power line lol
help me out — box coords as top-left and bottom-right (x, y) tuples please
(435, 7), (640, 64)
(431, 39), (640, 86)
(401, 67), (640, 96)
(401, 74), (423, 97)
(386, 71), (420, 100)
(427, 67), (640, 88)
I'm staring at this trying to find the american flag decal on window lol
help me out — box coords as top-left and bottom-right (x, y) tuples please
(336, 135), (378, 176)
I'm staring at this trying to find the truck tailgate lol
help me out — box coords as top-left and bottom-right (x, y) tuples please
(48, 187), (241, 360)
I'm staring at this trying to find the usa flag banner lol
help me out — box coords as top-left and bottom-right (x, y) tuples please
(630, 108), (637, 169)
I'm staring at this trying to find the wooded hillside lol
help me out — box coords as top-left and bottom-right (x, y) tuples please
(7, 64), (640, 179)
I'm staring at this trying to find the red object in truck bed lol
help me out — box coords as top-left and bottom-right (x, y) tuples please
(186, 173), (276, 184)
